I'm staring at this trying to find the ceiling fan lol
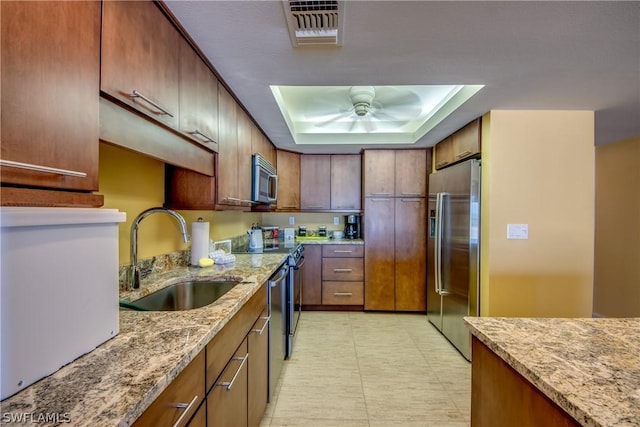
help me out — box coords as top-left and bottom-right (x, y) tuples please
(312, 85), (423, 132)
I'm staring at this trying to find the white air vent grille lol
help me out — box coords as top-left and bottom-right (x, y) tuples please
(283, 0), (344, 46)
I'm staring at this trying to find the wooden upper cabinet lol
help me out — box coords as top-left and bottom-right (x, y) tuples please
(101, 0), (180, 129)
(178, 39), (219, 152)
(452, 118), (481, 161)
(237, 108), (253, 204)
(363, 150), (395, 197)
(434, 136), (454, 170)
(252, 125), (276, 168)
(300, 155), (331, 210)
(0, 1), (101, 204)
(331, 155), (361, 210)
(217, 84), (239, 205)
(395, 149), (426, 197)
(276, 150), (301, 210)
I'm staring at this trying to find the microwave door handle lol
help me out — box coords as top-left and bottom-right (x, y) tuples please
(269, 174), (278, 201)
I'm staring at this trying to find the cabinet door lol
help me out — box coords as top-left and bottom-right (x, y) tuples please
(207, 339), (248, 427)
(101, 0), (179, 128)
(1, 1), (100, 194)
(395, 198), (427, 311)
(248, 310), (269, 427)
(252, 126), (276, 168)
(301, 245), (322, 305)
(300, 155), (331, 210)
(237, 109), (253, 205)
(331, 155), (362, 210)
(217, 85), (239, 205)
(395, 150), (427, 197)
(165, 164), (216, 210)
(434, 136), (454, 170)
(363, 150), (395, 197)
(452, 119), (481, 161)
(179, 40), (219, 152)
(364, 197), (396, 310)
(276, 150), (301, 210)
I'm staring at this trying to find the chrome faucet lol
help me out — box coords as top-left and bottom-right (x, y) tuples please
(129, 207), (190, 290)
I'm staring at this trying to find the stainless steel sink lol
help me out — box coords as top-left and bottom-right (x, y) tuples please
(120, 280), (239, 311)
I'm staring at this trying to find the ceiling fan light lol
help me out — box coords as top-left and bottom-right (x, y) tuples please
(349, 86), (375, 117)
(353, 102), (370, 116)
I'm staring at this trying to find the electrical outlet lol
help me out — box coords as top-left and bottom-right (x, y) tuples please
(289, 216), (295, 225)
(333, 216), (340, 225)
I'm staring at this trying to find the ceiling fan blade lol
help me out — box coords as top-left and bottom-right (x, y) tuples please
(363, 116), (376, 132)
(315, 112), (348, 127)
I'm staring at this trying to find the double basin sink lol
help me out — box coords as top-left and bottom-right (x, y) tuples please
(120, 280), (239, 311)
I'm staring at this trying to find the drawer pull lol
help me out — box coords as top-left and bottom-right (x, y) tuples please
(0, 159), (87, 178)
(188, 129), (216, 144)
(251, 315), (271, 335)
(333, 268), (353, 273)
(333, 292), (353, 297)
(400, 192), (422, 196)
(172, 394), (198, 427)
(456, 150), (472, 158)
(436, 161), (449, 167)
(333, 250), (353, 253)
(217, 353), (248, 391)
(131, 89), (174, 117)
(369, 192), (391, 196)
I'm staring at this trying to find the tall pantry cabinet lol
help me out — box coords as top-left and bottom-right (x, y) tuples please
(363, 149), (429, 311)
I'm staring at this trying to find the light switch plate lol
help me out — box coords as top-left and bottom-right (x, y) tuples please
(507, 224), (529, 240)
(333, 216), (340, 225)
(289, 216), (295, 225)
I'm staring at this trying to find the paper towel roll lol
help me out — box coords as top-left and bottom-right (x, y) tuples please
(191, 220), (210, 266)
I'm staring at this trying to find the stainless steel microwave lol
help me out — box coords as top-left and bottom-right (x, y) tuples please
(252, 153), (278, 203)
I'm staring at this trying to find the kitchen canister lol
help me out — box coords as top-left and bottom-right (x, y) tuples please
(191, 218), (210, 266)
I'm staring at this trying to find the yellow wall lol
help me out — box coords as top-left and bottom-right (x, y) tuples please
(261, 212), (349, 234)
(480, 111), (595, 317)
(593, 136), (640, 317)
(99, 143), (260, 265)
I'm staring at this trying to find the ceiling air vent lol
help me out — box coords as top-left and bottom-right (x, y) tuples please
(283, 0), (345, 46)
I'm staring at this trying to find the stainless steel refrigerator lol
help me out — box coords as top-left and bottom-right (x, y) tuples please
(427, 159), (480, 361)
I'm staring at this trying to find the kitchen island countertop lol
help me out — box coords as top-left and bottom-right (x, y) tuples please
(0, 252), (288, 426)
(464, 316), (640, 427)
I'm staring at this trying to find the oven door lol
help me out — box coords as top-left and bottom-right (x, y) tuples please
(286, 253), (305, 358)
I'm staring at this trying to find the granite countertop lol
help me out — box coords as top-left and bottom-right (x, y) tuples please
(296, 238), (364, 245)
(0, 252), (288, 427)
(464, 317), (640, 427)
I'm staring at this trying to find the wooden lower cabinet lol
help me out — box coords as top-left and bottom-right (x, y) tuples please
(207, 339), (249, 427)
(301, 245), (322, 306)
(394, 198), (427, 311)
(363, 198), (396, 311)
(188, 402), (206, 427)
(471, 337), (580, 427)
(248, 309), (269, 427)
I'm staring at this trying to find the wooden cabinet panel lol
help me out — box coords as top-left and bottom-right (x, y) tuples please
(101, 0), (179, 129)
(179, 40), (219, 152)
(133, 351), (205, 427)
(321, 245), (364, 258)
(1, 1), (100, 199)
(395, 150), (427, 197)
(364, 197), (396, 311)
(363, 150), (395, 197)
(322, 258), (364, 281)
(452, 119), (481, 161)
(300, 155), (331, 210)
(276, 150), (300, 210)
(434, 136), (454, 170)
(217, 84), (240, 206)
(331, 155), (361, 210)
(301, 245), (322, 305)
(247, 309), (269, 427)
(322, 282), (364, 305)
(394, 198), (427, 311)
(207, 339), (248, 427)
(251, 125), (276, 168)
(188, 402), (206, 427)
(237, 109), (253, 204)
(165, 164), (216, 210)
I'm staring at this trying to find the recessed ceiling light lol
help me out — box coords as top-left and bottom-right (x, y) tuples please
(270, 84), (484, 145)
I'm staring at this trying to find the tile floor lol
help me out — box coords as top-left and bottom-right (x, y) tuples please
(261, 311), (471, 427)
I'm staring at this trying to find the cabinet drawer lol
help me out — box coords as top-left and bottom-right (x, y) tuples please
(322, 281), (364, 305)
(322, 244), (364, 258)
(322, 258), (363, 281)
(133, 351), (205, 427)
(207, 338), (249, 427)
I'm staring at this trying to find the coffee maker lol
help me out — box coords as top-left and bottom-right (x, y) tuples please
(344, 214), (362, 239)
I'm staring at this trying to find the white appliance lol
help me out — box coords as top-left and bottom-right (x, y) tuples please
(1, 207), (125, 399)
(251, 153), (278, 204)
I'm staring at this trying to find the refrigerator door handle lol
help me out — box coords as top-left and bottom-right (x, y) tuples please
(435, 192), (450, 296)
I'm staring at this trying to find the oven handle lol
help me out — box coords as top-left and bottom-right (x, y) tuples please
(293, 255), (305, 270)
(269, 265), (288, 287)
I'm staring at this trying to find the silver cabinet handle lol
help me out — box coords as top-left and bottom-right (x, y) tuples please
(172, 394), (198, 427)
(306, 205), (326, 208)
(251, 316), (271, 335)
(333, 250), (353, 253)
(369, 192), (391, 196)
(401, 199), (422, 203)
(131, 90), (174, 117)
(0, 159), (87, 178)
(400, 192), (422, 196)
(456, 150), (472, 158)
(333, 292), (353, 296)
(333, 268), (353, 272)
(224, 197), (259, 205)
(436, 161), (449, 168)
(188, 129), (216, 144)
(217, 354), (248, 391)
(369, 198), (391, 202)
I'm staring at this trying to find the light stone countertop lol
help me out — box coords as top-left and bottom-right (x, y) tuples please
(464, 317), (640, 427)
(0, 252), (288, 427)
(295, 238), (364, 245)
